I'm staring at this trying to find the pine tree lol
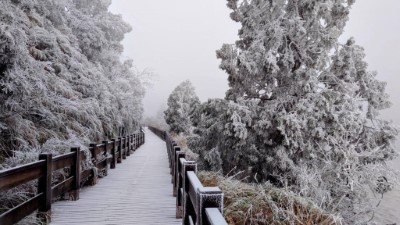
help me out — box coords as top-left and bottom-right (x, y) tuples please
(192, 0), (399, 222)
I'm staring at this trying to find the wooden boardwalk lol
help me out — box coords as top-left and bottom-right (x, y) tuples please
(51, 128), (181, 225)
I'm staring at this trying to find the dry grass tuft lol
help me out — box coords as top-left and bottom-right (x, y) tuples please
(172, 133), (199, 161)
(198, 171), (342, 225)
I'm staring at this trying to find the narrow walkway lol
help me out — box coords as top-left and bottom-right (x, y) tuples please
(51, 128), (181, 225)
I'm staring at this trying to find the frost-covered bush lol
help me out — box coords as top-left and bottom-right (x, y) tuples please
(0, 0), (145, 165)
(189, 0), (398, 223)
(164, 80), (200, 134)
(199, 171), (341, 225)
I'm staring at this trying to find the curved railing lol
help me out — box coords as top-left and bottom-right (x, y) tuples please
(149, 126), (228, 225)
(0, 130), (145, 225)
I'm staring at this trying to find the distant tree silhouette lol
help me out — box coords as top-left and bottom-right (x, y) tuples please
(164, 80), (200, 135)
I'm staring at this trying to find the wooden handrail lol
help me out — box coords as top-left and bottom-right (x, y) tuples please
(0, 129), (145, 225)
(148, 126), (228, 225)
(205, 208), (227, 225)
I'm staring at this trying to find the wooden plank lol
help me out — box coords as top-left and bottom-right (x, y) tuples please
(0, 193), (42, 225)
(0, 160), (45, 192)
(51, 128), (181, 225)
(52, 177), (74, 198)
(52, 152), (75, 171)
(96, 159), (108, 170)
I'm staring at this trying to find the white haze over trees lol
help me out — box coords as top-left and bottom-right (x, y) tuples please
(0, 0), (146, 166)
(161, 0), (400, 223)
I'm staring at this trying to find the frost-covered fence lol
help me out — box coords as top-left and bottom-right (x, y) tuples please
(149, 126), (227, 225)
(0, 130), (145, 225)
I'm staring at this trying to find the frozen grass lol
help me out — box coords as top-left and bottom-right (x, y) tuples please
(172, 133), (199, 162)
(198, 171), (341, 225)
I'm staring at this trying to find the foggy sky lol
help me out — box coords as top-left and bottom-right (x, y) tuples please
(109, 1), (400, 127)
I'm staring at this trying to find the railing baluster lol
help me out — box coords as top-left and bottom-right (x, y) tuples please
(197, 187), (224, 225)
(70, 147), (81, 200)
(117, 137), (122, 163)
(174, 151), (185, 197)
(122, 137), (127, 160)
(182, 161), (197, 224)
(102, 141), (109, 176)
(111, 138), (117, 169)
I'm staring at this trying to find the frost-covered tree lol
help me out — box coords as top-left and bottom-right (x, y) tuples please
(189, 0), (398, 223)
(164, 80), (200, 134)
(0, 0), (145, 164)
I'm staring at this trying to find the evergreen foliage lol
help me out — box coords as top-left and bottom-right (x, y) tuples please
(164, 80), (200, 134)
(189, 0), (398, 222)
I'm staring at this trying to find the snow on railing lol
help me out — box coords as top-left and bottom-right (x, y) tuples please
(148, 126), (228, 225)
(0, 130), (145, 225)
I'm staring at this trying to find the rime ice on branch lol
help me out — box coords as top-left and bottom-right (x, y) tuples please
(189, 0), (398, 223)
(0, 0), (146, 164)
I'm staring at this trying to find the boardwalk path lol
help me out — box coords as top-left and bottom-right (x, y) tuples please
(51, 128), (181, 225)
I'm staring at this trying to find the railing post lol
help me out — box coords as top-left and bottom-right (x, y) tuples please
(182, 161), (197, 221)
(38, 153), (52, 223)
(174, 151), (185, 197)
(172, 146), (180, 189)
(89, 143), (98, 185)
(127, 135), (131, 156)
(136, 133), (139, 149)
(110, 138), (117, 169)
(122, 138), (127, 159)
(133, 134), (135, 151)
(134, 133), (137, 150)
(70, 147), (80, 200)
(197, 187), (224, 225)
(166, 135), (170, 160)
(102, 141), (109, 176)
(165, 135), (170, 161)
(133, 134), (136, 149)
(117, 137), (122, 163)
(127, 136), (130, 156)
(170, 142), (177, 183)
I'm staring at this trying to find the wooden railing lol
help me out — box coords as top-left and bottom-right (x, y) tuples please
(149, 126), (227, 225)
(0, 129), (145, 225)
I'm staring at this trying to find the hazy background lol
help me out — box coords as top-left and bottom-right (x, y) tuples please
(109, 1), (400, 126)
(109, 1), (238, 117)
